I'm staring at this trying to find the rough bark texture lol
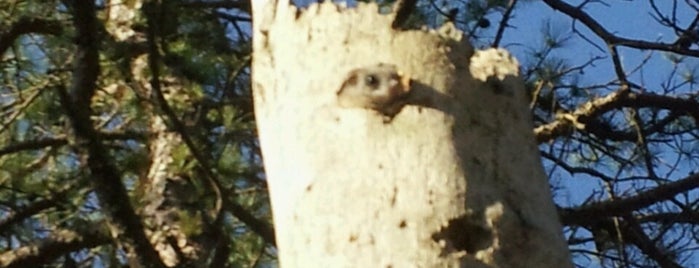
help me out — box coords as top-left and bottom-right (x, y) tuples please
(0, 228), (110, 268)
(105, 1), (212, 266)
(62, 1), (165, 267)
(252, 1), (572, 267)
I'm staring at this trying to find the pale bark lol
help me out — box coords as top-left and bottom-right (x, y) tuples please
(252, 1), (572, 267)
(133, 55), (202, 267)
(104, 1), (213, 266)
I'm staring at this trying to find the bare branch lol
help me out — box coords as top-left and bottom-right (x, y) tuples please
(178, 0), (251, 13)
(0, 229), (110, 268)
(0, 198), (61, 235)
(560, 173), (699, 225)
(215, 11), (252, 23)
(543, 0), (699, 57)
(622, 215), (682, 268)
(492, 0), (517, 47)
(0, 131), (146, 157)
(0, 17), (62, 55)
(535, 90), (699, 143)
(57, 1), (166, 267)
(0, 138), (67, 157)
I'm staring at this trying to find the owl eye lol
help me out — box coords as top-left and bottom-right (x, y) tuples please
(364, 74), (381, 89)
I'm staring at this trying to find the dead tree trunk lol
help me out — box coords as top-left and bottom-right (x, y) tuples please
(251, 1), (572, 267)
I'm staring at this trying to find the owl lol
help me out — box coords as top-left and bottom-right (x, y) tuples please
(336, 63), (411, 118)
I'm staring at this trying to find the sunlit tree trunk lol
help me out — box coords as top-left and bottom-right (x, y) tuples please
(104, 1), (213, 266)
(251, 1), (572, 267)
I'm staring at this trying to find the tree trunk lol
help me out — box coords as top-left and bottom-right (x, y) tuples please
(251, 1), (572, 267)
(104, 1), (216, 266)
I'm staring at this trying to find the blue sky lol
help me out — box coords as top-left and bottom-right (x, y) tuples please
(499, 2), (699, 266)
(503, 1), (694, 84)
(238, 0), (699, 266)
(501, 1), (698, 199)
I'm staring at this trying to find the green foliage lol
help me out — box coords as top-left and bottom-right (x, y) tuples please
(0, 1), (269, 267)
(2, 0), (698, 267)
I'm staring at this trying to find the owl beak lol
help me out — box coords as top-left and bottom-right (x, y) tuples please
(399, 73), (411, 94)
